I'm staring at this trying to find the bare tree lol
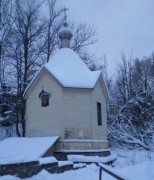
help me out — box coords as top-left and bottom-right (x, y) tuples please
(0, 0), (98, 137)
(71, 23), (97, 54)
(10, 0), (45, 136)
(43, 0), (64, 62)
(0, 0), (15, 136)
(0, 0), (13, 89)
(108, 54), (154, 150)
(132, 57), (153, 97)
(43, 1), (97, 65)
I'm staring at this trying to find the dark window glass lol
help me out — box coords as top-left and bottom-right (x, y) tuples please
(97, 102), (102, 126)
(42, 95), (49, 107)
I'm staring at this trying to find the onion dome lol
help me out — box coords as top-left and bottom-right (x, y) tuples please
(59, 22), (73, 48)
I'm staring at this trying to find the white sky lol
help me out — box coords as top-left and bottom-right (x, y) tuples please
(60, 0), (154, 76)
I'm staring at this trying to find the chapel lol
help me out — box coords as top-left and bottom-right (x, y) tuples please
(24, 19), (109, 156)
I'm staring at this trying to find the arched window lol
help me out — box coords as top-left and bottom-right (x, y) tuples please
(39, 90), (50, 107)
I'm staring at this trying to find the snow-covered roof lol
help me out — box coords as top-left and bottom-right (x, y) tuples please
(0, 136), (59, 164)
(24, 48), (103, 98)
(44, 48), (101, 88)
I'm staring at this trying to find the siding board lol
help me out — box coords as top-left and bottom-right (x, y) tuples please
(26, 71), (64, 138)
(64, 89), (91, 139)
(91, 78), (108, 142)
(25, 71), (108, 151)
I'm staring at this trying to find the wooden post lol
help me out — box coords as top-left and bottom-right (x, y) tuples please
(99, 164), (126, 180)
(99, 167), (102, 180)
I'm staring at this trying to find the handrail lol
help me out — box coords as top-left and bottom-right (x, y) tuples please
(99, 164), (126, 180)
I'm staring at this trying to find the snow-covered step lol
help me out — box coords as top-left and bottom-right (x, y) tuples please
(67, 154), (117, 164)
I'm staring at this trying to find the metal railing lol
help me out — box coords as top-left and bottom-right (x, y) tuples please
(99, 164), (126, 180)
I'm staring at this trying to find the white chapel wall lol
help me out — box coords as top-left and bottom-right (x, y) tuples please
(63, 89), (92, 140)
(25, 70), (64, 137)
(91, 78), (108, 143)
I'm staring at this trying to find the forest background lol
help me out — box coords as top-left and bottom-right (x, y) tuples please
(0, 0), (153, 151)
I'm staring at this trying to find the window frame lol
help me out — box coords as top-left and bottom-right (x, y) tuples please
(41, 94), (49, 107)
(97, 102), (102, 126)
(39, 90), (50, 107)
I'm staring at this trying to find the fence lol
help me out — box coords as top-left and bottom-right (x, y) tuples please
(99, 163), (126, 180)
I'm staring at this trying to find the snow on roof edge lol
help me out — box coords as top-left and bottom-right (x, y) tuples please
(23, 48), (104, 98)
(44, 48), (101, 89)
(24, 66), (101, 99)
(44, 66), (100, 89)
(100, 74), (109, 100)
(23, 66), (44, 98)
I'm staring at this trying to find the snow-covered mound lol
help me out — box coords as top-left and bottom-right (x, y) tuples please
(0, 136), (59, 164)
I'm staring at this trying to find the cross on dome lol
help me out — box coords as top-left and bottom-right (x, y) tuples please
(58, 7), (73, 48)
(63, 7), (69, 25)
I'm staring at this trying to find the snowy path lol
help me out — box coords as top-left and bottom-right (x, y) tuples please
(0, 148), (154, 180)
(0, 162), (154, 180)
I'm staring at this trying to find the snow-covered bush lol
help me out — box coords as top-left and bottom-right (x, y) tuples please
(108, 55), (154, 150)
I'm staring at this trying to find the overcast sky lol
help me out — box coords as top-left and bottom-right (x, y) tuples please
(60, 0), (154, 75)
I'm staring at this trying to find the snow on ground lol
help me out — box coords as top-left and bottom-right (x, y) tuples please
(0, 176), (21, 180)
(27, 164), (99, 180)
(0, 136), (59, 164)
(111, 148), (154, 168)
(117, 161), (154, 180)
(39, 157), (58, 165)
(0, 148), (154, 180)
(0, 161), (154, 180)
(58, 161), (73, 167)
